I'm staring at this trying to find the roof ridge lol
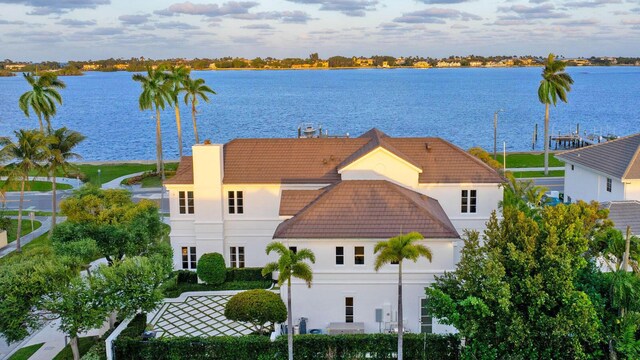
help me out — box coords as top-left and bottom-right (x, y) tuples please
(557, 132), (640, 157)
(437, 137), (505, 181)
(621, 144), (640, 180)
(273, 182), (339, 238)
(337, 132), (422, 171)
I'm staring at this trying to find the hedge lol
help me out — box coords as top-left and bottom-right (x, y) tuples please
(113, 333), (460, 360)
(226, 267), (270, 282)
(224, 290), (286, 333)
(174, 270), (198, 284)
(197, 253), (226, 285)
(118, 313), (147, 340)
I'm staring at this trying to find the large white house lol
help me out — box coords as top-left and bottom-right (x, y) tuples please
(557, 133), (640, 203)
(164, 129), (504, 335)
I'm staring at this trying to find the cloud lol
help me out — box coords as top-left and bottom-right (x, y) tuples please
(621, 18), (640, 25)
(79, 27), (124, 36)
(155, 21), (199, 30)
(394, 8), (481, 24)
(0, 0), (110, 15)
(286, 0), (378, 17)
(564, 0), (621, 7)
(417, 0), (470, 3)
(55, 19), (96, 27)
(155, 1), (258, 17)
(118, 14), (152, 25)
(498, 3), (569, 19)
(5, 30), (62, 42)
(230, 10), (313, 23)
(553, 18), (599, 26)
(241, 23), (275, 29)
(0, 19), (27, 25)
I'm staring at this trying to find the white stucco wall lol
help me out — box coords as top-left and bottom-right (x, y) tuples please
(624, 181), (640, 201)
(563, 162), (625, 202)
(339, 148), (421, 188)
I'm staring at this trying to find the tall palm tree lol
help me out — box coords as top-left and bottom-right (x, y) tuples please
(538, 53), (574, 175)
(374, 232), (433, 360)
(262, 242), (315, 360)
(164, 65), (191, 158)
(19, 72), (66, 132)
(182, 77), (216, 144)
(46, 127), (86, 234)
(133, 68), (171, 180)
(0, 130), (50, 251)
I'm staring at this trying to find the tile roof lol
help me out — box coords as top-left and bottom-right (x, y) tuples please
(164, 156), (193, 185)
(280, 189), (328, 216)
(165, 128), (504, 185)
(602, 201), (640, 235)
(273, 180), (460, 239)
(556, 133), (640, 180)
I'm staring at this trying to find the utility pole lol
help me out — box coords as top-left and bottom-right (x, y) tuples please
(493, 109), (504, 159)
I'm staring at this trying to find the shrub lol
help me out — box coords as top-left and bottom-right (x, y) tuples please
(224, 290), (286, 333)
(175, 270), (198, 284)
(118, 313), (147, 340)
(468, 147), (502, 171)
(226, 267), (270, 282)
(197, 253), (226, 285)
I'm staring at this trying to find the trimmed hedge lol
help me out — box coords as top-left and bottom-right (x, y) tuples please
(119, 313), (147, 340)
(224, 290), (286, 332)
(114, 333), (461, 360)
(226, 267), (270, 282)
(197, 253), (226, 285)
(175, 270), (198, 284)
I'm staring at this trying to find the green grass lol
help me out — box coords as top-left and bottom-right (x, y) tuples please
(52, 336), (98, 360)
(510, 170), (565, 178)
(140, 175), (163, 188)
(496, 153), (564, 168)
(77, 163), (178, 185)
(5, 219), (42, 243)
(1, 211), (53, 216)
(8, 343), (44, 360)
(0, 233), (52, 266)
(0, 181), (72, 192)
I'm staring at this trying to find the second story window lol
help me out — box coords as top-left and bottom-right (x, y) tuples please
(228, 191), (244, 214)
(179, 191), (194, 214)
(289, 246), (297, 254)
(606, 178), (612, 192)
(336, 246), (344, 265)
(355, 246), (365, 265)
(461, 190), (477, 213)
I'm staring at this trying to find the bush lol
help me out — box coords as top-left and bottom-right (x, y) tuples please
(197, 253), (226, 285)
(118, 313), (147, 340)
(468, 147), (502, 171)
(175, 270), (198, 284)
(113, 333), (461, 360)
(224, 290), (286, 333)
(226, 267), (270, 282)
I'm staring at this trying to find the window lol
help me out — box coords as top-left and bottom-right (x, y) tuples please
(230, 246), (245, 268)
(181, 247), (196, 269)
(179, 191), (194, 214)
(461, 190), (477, 213)
(345, 297), (354, 323)
(354, 246), (365, 265)
(606, 178), (612, 192)
(420, 298), (433, 334)
(289, 246), (297, 254)
(228, 191), (244, 214)
(571, 165), (575, 171)
(336, 246), (344, 265)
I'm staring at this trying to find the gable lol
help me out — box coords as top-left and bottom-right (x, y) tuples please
(338, 147), (422, 186)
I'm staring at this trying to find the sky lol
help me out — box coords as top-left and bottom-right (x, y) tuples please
(0, 0), (639, 61)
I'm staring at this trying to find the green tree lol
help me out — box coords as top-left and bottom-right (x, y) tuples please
(262, 242), (315, 360)
(224, 289), (287, 334)
(164, 65), (191, 158)
(538, 53), (574, 175)
(499, 172), (549, 218)
(426, 203), (609, 359)
(182, 76), (216, 144)
(18, 72), (66, 132)
(197, 252), (227, 285)
(46, 127), (85, 234)
(374, 232), (432, 360)
(0, 130), (51, 251)
(133, 67), (170, 180)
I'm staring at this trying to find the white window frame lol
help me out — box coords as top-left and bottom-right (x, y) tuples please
(181, 246), (196, 269)
(606, 178), (612, 193)
(230, 246), (245, 268)
(345, 297), (354, 323)
(335, 246), (344, 265)
(461, 189), (477, 214)
(178, 191), (194, 214)
(228, 191), (244, 214)
(354, 246), (365, 265)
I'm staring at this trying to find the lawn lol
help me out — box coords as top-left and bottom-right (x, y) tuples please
(510, 170), (565, 178)
(7, 343), (44, 360)
(5, 219), (42, 243)
(496, 153), (564, 168)
(0, 181), (72, 192)
(52, 336), (98, 360)
(78, 162), (178, 186)
(0, 233), (51, 266)
(1, 211), (53, 216)
(140, 175), (163, 188)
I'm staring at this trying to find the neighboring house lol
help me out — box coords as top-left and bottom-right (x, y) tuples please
(556, 133), (640, 203)
(164, 129), (504, 335)
(601, 201), (640, 236)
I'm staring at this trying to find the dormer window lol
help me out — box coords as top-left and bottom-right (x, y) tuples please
(228, 191), (244, 214)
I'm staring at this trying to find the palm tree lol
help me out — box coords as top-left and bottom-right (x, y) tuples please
(374, 232), (433, 360)
(133, 68), (171, 180)
(538, 53), (574, 175)
(19, 72), (66, 132)
(182, 77), (216, 144)
(262, 242), (315, 360)
(46, 127), (85, 234)
(164, 65), (191, 158)
(0, 130), (50, 251)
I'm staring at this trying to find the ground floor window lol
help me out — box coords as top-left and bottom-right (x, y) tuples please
(181, 246), (196, 269)
(420, 298), (433, 334)
(230, 246), (245, 268)
(345, 297), (354, 323)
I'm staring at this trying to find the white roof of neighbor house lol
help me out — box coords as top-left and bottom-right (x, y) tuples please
(602, 201), (640, 235)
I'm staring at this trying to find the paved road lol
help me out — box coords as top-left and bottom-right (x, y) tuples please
(530, 177), (564, 193)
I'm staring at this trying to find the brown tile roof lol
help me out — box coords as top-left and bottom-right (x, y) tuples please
(556, 133), (640, 180)
(165, 129), (504, 185)
(602, 201), (640, 235)
(164, 156), (193, 185)
(273, 180), (459, 239)
(280, 189), (327, 216)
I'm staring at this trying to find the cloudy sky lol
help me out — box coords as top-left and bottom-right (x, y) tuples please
(1, 0), (639, 61)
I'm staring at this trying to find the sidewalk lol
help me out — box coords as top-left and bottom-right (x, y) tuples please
(101, 172), (147, 189)
(0, 216), (52, 258)
(506, 167), (564, 172)
(0, 176), (83, 189)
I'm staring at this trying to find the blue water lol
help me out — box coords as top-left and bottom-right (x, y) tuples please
(0, 67), (639, 160)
